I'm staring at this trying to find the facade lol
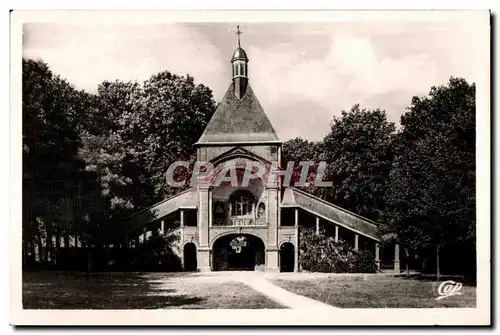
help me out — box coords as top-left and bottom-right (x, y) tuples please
(127, 37), (400, 273)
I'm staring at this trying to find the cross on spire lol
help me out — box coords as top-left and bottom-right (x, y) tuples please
(236, 25), (242, 47)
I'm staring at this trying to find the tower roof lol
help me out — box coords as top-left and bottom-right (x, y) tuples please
(232, 47), (248, 62)
(196, 83), (280, 145)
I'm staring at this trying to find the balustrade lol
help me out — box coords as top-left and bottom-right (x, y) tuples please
(212, 216), (266, 226)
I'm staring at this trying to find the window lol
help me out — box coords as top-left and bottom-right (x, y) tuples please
(214, 202), (225, 215)
(229, 190), (254, 216)
(239, 63), (244, 76)
(213, 202), (226, 225)
(257, 203), (265, 218)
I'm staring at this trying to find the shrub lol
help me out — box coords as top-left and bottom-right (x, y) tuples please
(299, 228), (376, 273)
(124, 232), (182, 271)
(354, 250), (377, 273)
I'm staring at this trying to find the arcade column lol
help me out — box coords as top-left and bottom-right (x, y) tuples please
(266, 187), (279, 272)
(198, 186), (211, 271)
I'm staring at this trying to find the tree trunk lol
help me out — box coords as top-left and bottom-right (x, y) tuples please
(123, 238), (128, 275)
(436, 244), (440, 281)
(54, 232), (60, 266)
(45, 231), (51, 264)
(30, 240), (36, 264)
(37, 234), (43, 263)
(22, 236), (26, 267)
(87, 250), (92, 277)
(64, 233), (70, 249)
(86, 238), (92, 277)
(405, 249), (410, 276)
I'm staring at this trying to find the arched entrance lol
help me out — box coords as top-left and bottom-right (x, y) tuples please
(212, 234), (265, 271)
(280, 242), (295, 272)
(183, 243), (197, 271)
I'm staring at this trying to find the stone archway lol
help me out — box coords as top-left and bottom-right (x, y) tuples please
(183, 242), (197, 271)
(280, 242), (295, 272)
(212, 234), (265, 271)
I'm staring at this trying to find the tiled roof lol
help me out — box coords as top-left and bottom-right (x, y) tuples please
(126, 188), (197, 229)
(281, 187), (381, 241)
(196, 83), (280, 145)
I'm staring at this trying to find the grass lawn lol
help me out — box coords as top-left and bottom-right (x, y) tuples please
(23, 271), (285, 309)
(272, 275), (476, 308)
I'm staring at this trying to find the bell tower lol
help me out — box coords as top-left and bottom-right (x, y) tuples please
(194, 26), (282, 272)
(231, 26), (249, 99)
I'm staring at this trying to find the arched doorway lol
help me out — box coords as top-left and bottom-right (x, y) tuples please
(212, 234), (265, 271)
(183, 243), (197, 271)
(280, 242), (295, 272)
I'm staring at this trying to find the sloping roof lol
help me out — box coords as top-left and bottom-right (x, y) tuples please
(232, 47), (248, 61)
(196, 83), (280, 145)
(281, 187), (381, 241)
(126, 188), (197, 229)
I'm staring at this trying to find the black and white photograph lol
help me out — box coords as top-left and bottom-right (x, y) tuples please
(10, 10), (490, 325)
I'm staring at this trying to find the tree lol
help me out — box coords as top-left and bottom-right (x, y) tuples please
(80, 72), (215, 206)
(78, 72), (216, 251)
(318, 105), (396, 221)
(384, 77), (476, 278)
(134, 71), (215, 200)
(23, 58), (217, 271)
(22, 59), (92, 265)
(281, 137), (322, 192)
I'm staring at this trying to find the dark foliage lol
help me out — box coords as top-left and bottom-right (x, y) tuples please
(299, 229), (376, 273)
(285, 78), (476, 276)
(354, 250), (377, 273)
(22, 59), (215, 272)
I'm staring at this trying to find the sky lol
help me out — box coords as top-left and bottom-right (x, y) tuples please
(22, 17), (485, 141)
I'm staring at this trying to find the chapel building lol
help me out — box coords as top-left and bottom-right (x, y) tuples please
(127, 32), (400, 273)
